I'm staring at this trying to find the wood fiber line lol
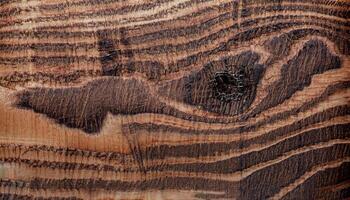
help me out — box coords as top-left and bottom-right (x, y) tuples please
(0, 139), (348, 182)
(0, 0), (349, 199)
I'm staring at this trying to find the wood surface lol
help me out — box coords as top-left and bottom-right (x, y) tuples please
(0, 0), (350, 199)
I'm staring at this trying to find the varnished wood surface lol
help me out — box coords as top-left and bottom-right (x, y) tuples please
(0, 0), (349, 199)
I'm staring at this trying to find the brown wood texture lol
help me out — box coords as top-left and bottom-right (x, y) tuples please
(0, 0), (350, 199)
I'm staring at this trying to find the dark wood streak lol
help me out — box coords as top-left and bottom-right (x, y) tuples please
(0, 177), (237, 197)
(238, 146), (350, 200)
(161, 24), (348, 73)
(146, 123), (350, 172)
(264, 29), (350, 56)
(0, 149), (348, 200)
(1, 120), (349, 174)
(248, 39), (341, 117)
(16, 78), (164, 133)
(97, 28), (130, 76)
(140, 106), (350, 161)
(282, 163), (350, 200)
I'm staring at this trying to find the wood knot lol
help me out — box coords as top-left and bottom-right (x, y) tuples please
(210, 70), (248, 102)
(157, 51), (265, 116)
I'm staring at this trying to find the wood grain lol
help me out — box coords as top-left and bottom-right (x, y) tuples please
(0, 0), (349, 199)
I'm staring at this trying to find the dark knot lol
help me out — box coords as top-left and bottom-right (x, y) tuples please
(210, 69), (248, 102)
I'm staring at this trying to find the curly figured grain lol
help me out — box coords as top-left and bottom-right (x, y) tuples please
(0, 0), (350, 199)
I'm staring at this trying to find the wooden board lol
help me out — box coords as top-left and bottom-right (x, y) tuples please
(0, 0), (349, 199)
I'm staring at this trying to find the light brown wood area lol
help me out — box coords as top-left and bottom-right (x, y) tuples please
(0, 0), (350, 199)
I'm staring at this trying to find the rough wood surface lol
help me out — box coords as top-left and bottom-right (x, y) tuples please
(0, 0), (349, 199)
